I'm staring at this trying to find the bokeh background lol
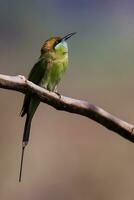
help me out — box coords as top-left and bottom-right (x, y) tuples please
(0, 0), (134, 199)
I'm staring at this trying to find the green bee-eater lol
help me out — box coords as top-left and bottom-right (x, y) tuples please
(19, 32), (76, 182)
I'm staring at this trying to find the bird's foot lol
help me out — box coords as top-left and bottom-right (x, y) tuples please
(55, 92), (61, 99)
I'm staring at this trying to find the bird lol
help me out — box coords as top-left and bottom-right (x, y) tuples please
(19, 32), (76, 182)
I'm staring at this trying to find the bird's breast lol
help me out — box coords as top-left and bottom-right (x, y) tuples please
(40, 55), (68, 91)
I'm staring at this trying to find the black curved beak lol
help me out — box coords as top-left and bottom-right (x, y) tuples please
(62, 32), (77, 41)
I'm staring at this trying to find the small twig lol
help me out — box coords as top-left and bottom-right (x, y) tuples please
(0, 73), (134, 143)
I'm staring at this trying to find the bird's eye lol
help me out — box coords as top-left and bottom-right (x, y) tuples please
(54, 40), (61, 49)
(54, 41), (58, 46)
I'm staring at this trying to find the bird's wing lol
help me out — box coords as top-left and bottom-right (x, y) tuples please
(20, 57), (47, 117)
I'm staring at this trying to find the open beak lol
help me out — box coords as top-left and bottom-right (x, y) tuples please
(62, 32), (77, 41)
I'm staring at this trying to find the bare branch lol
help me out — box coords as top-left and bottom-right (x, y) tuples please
(0, 74), (134, 143)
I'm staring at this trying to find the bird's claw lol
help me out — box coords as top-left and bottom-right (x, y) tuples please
(55, 92), (61, 99)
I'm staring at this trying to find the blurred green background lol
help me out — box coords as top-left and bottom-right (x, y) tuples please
(0, 0), (134, 199)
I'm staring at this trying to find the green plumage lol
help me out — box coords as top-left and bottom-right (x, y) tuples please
(19, 33), (76, 182)
(21, 40), (68, 144)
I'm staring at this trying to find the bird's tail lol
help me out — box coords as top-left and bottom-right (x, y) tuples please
(19, 98), (40, 182)
(19, 114), (32, 182)
(23, 114), (32, 145)
(22, 97), (40, 145)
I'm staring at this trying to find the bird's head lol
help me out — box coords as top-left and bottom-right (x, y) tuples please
(41, 32), (76, 56)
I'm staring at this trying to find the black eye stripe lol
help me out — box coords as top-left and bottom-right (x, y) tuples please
(54, 39), (62, 47)
(55, 41), (58, 46)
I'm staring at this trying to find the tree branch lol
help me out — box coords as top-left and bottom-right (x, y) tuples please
(0, 73), (134, 143)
